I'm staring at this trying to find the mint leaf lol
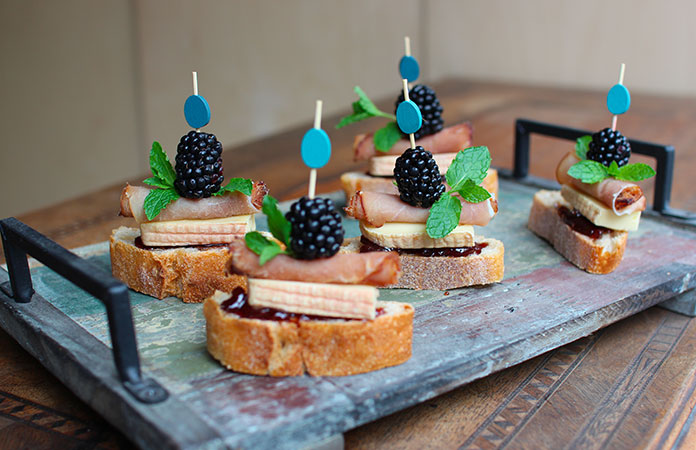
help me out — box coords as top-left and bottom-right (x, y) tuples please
(614, 163), (656, 182)
(426, 194), (461, 239)
(607, 161), (620, 177)
(259, 244), (285, 265)
(143, 188), (178, 220)
(143, 177), (171, 189)
(446, 146), (491, 190)
(213, 177), (253, 196)
(262, 195), (291, 247)
(335, 86), (396, 129)
(149, 142), (176, 187)
(567, 160), (609, 184)
(337, 111), (371, 129)
(245, 231), (286, 265)
(245, 231), (272, 254)
(373, 121), (402, 152)
(575, 135), (591, 160)
(456, 179), (491, 203)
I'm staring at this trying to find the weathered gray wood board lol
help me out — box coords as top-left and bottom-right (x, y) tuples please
(1, 180), (695, 449)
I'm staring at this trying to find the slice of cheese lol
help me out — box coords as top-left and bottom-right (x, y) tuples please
(140, 215), (255, 246)
(248, 278), (377, 319)
(561, 185), (641, 231)
(360, 222), (474, 249)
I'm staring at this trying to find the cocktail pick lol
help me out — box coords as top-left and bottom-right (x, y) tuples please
(396, 78), (423, 149)
(607, 63), (630, 131)
(184, 71), (211, 132)
(399, 36), (420, 88)
(301, 100), (331, 199)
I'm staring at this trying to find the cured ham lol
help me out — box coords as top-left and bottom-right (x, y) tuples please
(353, 123), (473, 161)
(345, 191), (498, 228)
(556, 152), (646, 215)
(228, 240), (401, 287)
(120, 182), (268, 223)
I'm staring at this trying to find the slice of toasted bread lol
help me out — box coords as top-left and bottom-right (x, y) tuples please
(341, 236), (504, 290)
(527, 190), (627, 274)
(340, 169), (499, 199)
(109, 226), (245, 303)
(204, 291), (414, 376)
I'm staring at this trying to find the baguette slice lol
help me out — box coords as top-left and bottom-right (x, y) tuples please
(110, 226), (245, 303)
(341, 236), (504, 290)
(340, 168), (499, 199)
(527, 190), (627, 274)
(204, 290), (414, 376)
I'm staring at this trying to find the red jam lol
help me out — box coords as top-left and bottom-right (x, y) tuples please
(134, 236), (227, 251)
(557, 206), (611, 240)
(359, 236), (488, 257)
(220, 287), (385, 322)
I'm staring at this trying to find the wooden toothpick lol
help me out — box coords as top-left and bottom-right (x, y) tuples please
(404, 36), (412, 89)
(402, 79), (416, 148)
(192, 71), (200, 131)
(308, 100), (323, 199)
(611, 63), (626, 131)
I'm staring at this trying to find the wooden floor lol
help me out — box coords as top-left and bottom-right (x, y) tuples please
(2, 79), (696, 448)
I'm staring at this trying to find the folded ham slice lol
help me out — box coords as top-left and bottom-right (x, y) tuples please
(228, 240), (401, 287)
(345, 191), (498, 228)
(556, 152), (646, 215)
(354, 122), (473, 161)
(120, 181), (268, 223)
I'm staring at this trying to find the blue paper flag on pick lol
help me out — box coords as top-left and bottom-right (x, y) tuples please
(184, 95), (211, 129)
(607, 83), (631, 115)
(396, 100), (422, 135)
(399, 55), (420, 83)
(301, 128), (331, 169)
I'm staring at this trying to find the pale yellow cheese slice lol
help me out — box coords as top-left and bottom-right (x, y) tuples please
(561, 185), (641, 231)
(360, 222), (474, 249)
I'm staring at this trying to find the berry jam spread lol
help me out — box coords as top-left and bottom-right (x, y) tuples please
(557, 206), (611, 239)
(220, 287), (385, 322)
(134, 236), (226, 251)
(359, 236), (488, 257)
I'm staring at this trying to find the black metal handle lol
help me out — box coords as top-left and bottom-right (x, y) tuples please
(512, 118), (696, 222)
(0, 218), (168, 404)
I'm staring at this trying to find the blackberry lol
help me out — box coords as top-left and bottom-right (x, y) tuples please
(393, 146), (445, 208)
(394, 84), (444, 140)
(587, 128), (631, 167)
(286, 196), (344, 260)
(174, 131), (224, 198)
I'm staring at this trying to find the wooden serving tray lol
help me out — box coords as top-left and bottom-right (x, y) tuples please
(1, 178), (695, 449)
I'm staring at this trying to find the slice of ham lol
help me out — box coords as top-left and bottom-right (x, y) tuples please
(345, 191), (498, 228)
(120, 181), (268, 223)
(556, 152), (646, 215)
(353, 122), (473, 161)
(228, 240), (400, 287)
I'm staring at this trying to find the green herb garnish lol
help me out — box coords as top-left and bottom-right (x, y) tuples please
(244, 195), (293, 265)
(568, 135), (656, 184)
(142, 141), (253, 220)
(336, 86), (400, 152)
(425, 146), (493, 239)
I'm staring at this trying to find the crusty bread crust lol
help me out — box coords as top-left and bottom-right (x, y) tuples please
(340, 169), (499, 200)
(341, 236), (504, 290)
(110, 227), (245, 303)
(527, 190), (627, 274)
(204, 291), (414, 376)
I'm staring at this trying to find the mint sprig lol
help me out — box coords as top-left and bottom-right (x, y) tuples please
(425, 146), (493, 239)
(244, 195), (293, 265)
(141, 140), (254, 220)
(212, 177), (253, 197)
(336, 86), (400, 152)
(575, 135), (591, 160)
